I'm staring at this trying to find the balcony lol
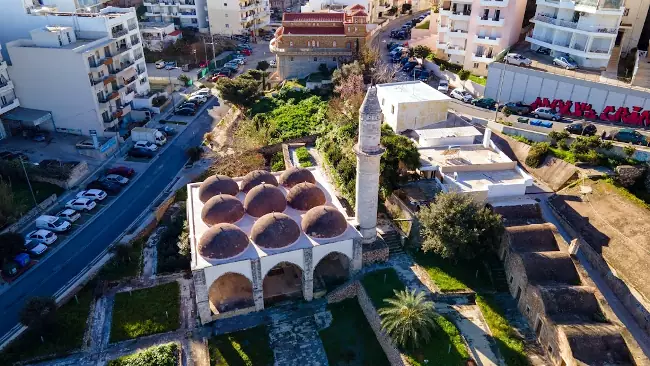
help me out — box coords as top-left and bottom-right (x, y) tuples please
(532, 14), (617, 35)
(0, 98), (20, 115)
(103, 113), (118, 128)
(525, 35), (612, 59)
(113, 44), (132, 57)
(448, 29), (469, 39)
(128, 23), (138, 31)
(440, 8), (452, 16)
(137, 66), (147, 75)
(480, 0), (509, 6)
(124, 75), (138, 86)
(472, 52), (494, 62)
(474, 35), (501, 45)
(179, 11), (197, 17)
(269, 45), (353, 56)
(240, 2), (258, 10)
(437, 43), (449, 50)
(438, 24), (450, 33)
(536, 0), (624, 13)
(477, 16), (505, 27)
(447, 46), (466, 55)
(449, 10), (472, 20)
(0, 80), (14, 95)
(134, 52), (144, 62)
(112, 28), (129, 38)
(123, 91), (136, 104)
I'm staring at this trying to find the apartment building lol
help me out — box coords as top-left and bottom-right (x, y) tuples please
(38, 0), (112, 12)
(207, 0), (271, 35)
(140, 21), (183, 50)
(618, 0), (650, 57)
(270, 7), (368, 79)
(0, 45), (19, 140)
(142, 0), (209, 33)
(434, 0), (527, 76)
(526, 0), (626, 69)
(5, 7), (150, 137)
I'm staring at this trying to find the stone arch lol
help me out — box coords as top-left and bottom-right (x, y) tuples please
(208, 272), (254, 315)
(262, 261), (304, 307)
(313, 251), (351, 293)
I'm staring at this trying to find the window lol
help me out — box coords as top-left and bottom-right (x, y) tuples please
(290, 56), (294, 61)
(391, 105), (395, 114)
(66, 32), (71, 43)
(225, 24), (229, 28)
(290, 41), (294, 47)
(313, 57), (317, 61)
(332, 57), (336, 61)
(473, 62), (479, 68)
(623, 7), (629, 16)
(381, 98), (385, 105)
(332, 41), (336, 47)
(58, 35), (63, 46)
(225, 13), (228, 17)
(223, 2), (227, 5)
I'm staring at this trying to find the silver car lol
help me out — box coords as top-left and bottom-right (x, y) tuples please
(553, 56), (578, 70)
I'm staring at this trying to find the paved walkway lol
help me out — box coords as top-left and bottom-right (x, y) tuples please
(268, 306), (330, 366)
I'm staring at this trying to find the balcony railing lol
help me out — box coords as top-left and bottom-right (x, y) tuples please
(533, 14), (617, 34)
(112, 28), (129, 38)
(132, 38), (141, 46)
(98, 91), (119, 103)
(128, 23), (138, 31)
(137, 67), (146, 75)
(134, 53), (144, 61)
(124, 75), (138, 85)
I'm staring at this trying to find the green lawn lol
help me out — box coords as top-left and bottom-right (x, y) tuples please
(360, 268), (405, 310)
(320, 299), (391, 366)
(108, 342), (179, 366)
(0, 284), (94, 364)
(411, 251), (492, 292)
(468, 74), (487, 85)
(415, 20), (430, 29)
(110, 281), (180, 342)
(98, 239), (143, 282)
(476, 295), (529, 366)
(208, 326), (274, 366)
(404, 314), (470, 366)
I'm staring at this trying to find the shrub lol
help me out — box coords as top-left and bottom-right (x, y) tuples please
(108, 343), (178, 366)
(525, 142), (550, 168)
(557, 139), (569, 150)
(623, 144), (636, 157)
(185, 146), (202, 163)
(439, 63), (446, 72)
(601, 140), (613, 150)
(458, 69), (470, 81)
(270, 151), (285, 172)
(295, 146), (311, 164)
(413, 45), (431, 59)
(501, 107), (512, 117)
(548, 130), (570, 143)
(152, 95), (167, 107)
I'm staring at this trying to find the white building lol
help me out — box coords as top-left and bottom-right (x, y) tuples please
(140, 22), (183, 51)
(434, 0), (528, 76)
(618, 0), (650, 58)
(526, 0), (626, 69)
(38, 0), (112, 12)
(375, 81), (451, 133)
(5, 7), (150, 137)
(207, 0), (271, 35)
(0, 45), (19, 140)
(143, 0), (210, 33)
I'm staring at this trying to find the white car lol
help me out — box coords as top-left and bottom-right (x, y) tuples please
(187, 95), (207, 104)
(191, 89), (212, 98)
(134, 141), (158, 151)
(269, 59), (277, 67)
(505, 53), (532, 66)
(66, 197), (97, 211)
(155, 60), (165, 69)
(56, 208), (81, 223)
(24, 240), (48, 256)
(26, 229), (57, 245)
(35, 215), (71, 232)
(76, 189), (108, 201)
(104, 174), (129, 185)
(450, 88), (473, 103)
(437, 79), (449, 93)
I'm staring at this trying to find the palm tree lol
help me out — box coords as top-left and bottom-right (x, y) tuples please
(378, 289), (438, 349)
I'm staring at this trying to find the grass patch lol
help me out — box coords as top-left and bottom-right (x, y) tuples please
(602, 177), (650, 210)
(0, 284), (94, 364)
(476, 294), (528, 366)
(468, 74), (487, 86)
(110, 281), (180, 342)
(108, 342), (178, 366)
(415, 20), (430, 29)
(320, 298), (391, 366)
(504, 133), (533, 145)
(412, 250), (492, 292)
(360, 268), (405, 310)
(404, 314), (470, 366)
(98, 239), (143, 282)
(208, 326), (273, 366)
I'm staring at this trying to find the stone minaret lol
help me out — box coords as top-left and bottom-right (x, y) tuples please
(354, 86), (385, 244)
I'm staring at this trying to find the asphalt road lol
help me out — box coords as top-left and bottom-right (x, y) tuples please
(0, 105), (214, 338)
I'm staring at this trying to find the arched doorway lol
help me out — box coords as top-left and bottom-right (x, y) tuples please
(313, 251), (351, 295)
(263, 262), (303, 307)
(208, 272), (254, 315)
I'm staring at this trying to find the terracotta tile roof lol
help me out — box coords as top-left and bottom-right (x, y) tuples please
(352, 10), (368, 16)
(345, 4), (365, 10)
(283, 12), (344, 22)
(282, 26), (345, 35)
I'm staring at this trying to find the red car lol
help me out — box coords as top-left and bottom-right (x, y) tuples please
(199, 60), (208, 68)
(238, 49), (251, 56)
(107, 166), (135, 177)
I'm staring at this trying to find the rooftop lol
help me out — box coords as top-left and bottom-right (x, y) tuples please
(281, 26), (345, 35)
(139, 21), (176, 30)
(283, 12), (344, 22)
(415, 126), (482, 144)
(451, 170), (528, 194)
(418, 144), (514, 171)
(375, 81), (451, 104)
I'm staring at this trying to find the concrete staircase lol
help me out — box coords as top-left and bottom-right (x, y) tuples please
(632, 51), (650, 87)
(486, 256), (510, 293)
(380, 230), (403, 255)
(606, 45), (622, 73)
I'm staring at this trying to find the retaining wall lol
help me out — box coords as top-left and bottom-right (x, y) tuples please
(32, 161), (89, 189)
(0, 194), (57, 234)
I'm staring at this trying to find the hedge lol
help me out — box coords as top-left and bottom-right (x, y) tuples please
(525, 142), (550, 168)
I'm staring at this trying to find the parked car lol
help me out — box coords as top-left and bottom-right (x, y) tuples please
(532, 107), (562, 121)
(76, 189), (108, 201)
(157, 126), (177, 136)
(56, 208), (81, 223)
(263, 34), (273, 41)
(106, 166), (135, 177)
(471, 97), (497, 109)
(0, 152), (29, 161)
(391, 54), (402, 63)
(188, 95), (208, 104)
(175, 108), (196, 116)
(199, 60), (208, 68)
(565, 123), (597, 136)
(104, 174), (129, 185)
(502, 101), (532, 115)
(134, 141), (158, 151)
(65, 197), (97, 211)
(24, 240), (47, 257)
(402, 61), (417, 72)
(191, 89), (212, 98)
(530, 119), (554, 128)
(237, 49), (252, 56)
(269, 59), (277, 67)
(505, 53), (532, 66)
(437, 79), (449, 93)
(395, 30), (409, 40)
(75, 140), (95, 149)
(179, 102), (198, 111)
(536, 46), (551, 55)
(612, 128), (648, 145)
(35, 215), (71, 232)
(165, 61), (177, 70)
(390, 29), (400, 39)
(25, 229), (57, 245)
(450, 88), (473, 103)
(418, 70), (430, 82)
(128, 147), (156, 158)
(87, 179), (121, 194)
(553, 56), (578, 70)
(155, 60), (166, 69)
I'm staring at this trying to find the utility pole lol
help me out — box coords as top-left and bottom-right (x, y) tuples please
(19, 157), (38, 208)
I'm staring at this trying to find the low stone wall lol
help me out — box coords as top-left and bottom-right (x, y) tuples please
(257, 134), (318, 155)
(362, 240), (389, 265)
(32, 161), (89, 189)
(1, 194), (57, 234)
(325, 280), (358, 304)
(547, 197), (650, 337)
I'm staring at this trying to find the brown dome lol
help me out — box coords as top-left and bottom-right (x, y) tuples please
(279, 167), (316, 188)
(243, 184), (287, 217)
(198, 175), (239, 203)
(240, 170), (278, 193)
(302, 205), (348, 239)
(201, 194), (245, 225)
(250, 212), (301, 249)
(198, 223), (249, 259)
(286, 182), (326, 211)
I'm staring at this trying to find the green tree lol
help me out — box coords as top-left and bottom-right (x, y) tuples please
(215, 76), (261, 108)
(0, 232), (24, 263)
(458, 69), (470, 80)
(20, 296), (57, 334)
(417, 192), (504, 260)
(380, 125), (420, 194)
(110, 244), (133, 264)
(379, 289), (438, 349)
(413, 45), (432, 59)
(256, 62), (271, 90)
(623, 144), (636, 157)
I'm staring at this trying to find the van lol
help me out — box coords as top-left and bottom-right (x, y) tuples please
(155, 60), (166, 69)
(35, 215), (71, 232)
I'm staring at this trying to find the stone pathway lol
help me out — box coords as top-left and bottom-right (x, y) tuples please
(141, 226), (165, 280)
(268, 305), (330, 366)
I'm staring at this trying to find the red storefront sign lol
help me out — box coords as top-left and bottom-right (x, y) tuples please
(529, 97), (650, 126)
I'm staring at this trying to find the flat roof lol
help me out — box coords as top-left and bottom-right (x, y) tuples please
(375, 81), (451, 104)
(415, 126), (482, 140)
(1, 107), (52, 124)
(418, 144), (513, 170)
(453, 170), (526, 193)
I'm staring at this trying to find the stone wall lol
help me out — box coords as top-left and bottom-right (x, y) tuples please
(32, 161), (89, 189)
(325, 280), (358, 303)
(362, 240), (389, 265)
(257, 134), (318, 155)
(0, 194), (57, 234)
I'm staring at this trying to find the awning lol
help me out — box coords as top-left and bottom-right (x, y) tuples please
(1, 107), (52, 126)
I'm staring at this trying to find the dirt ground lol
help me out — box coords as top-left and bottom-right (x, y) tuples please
(550, 180), (650, 302)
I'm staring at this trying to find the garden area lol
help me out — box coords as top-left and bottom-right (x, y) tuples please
(98, 239), (144, 282)
(208, 326), (274, 366)
(108, 342), (179, 366)
(110, 281), (180, 342)
(410, 45), (487, 86)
